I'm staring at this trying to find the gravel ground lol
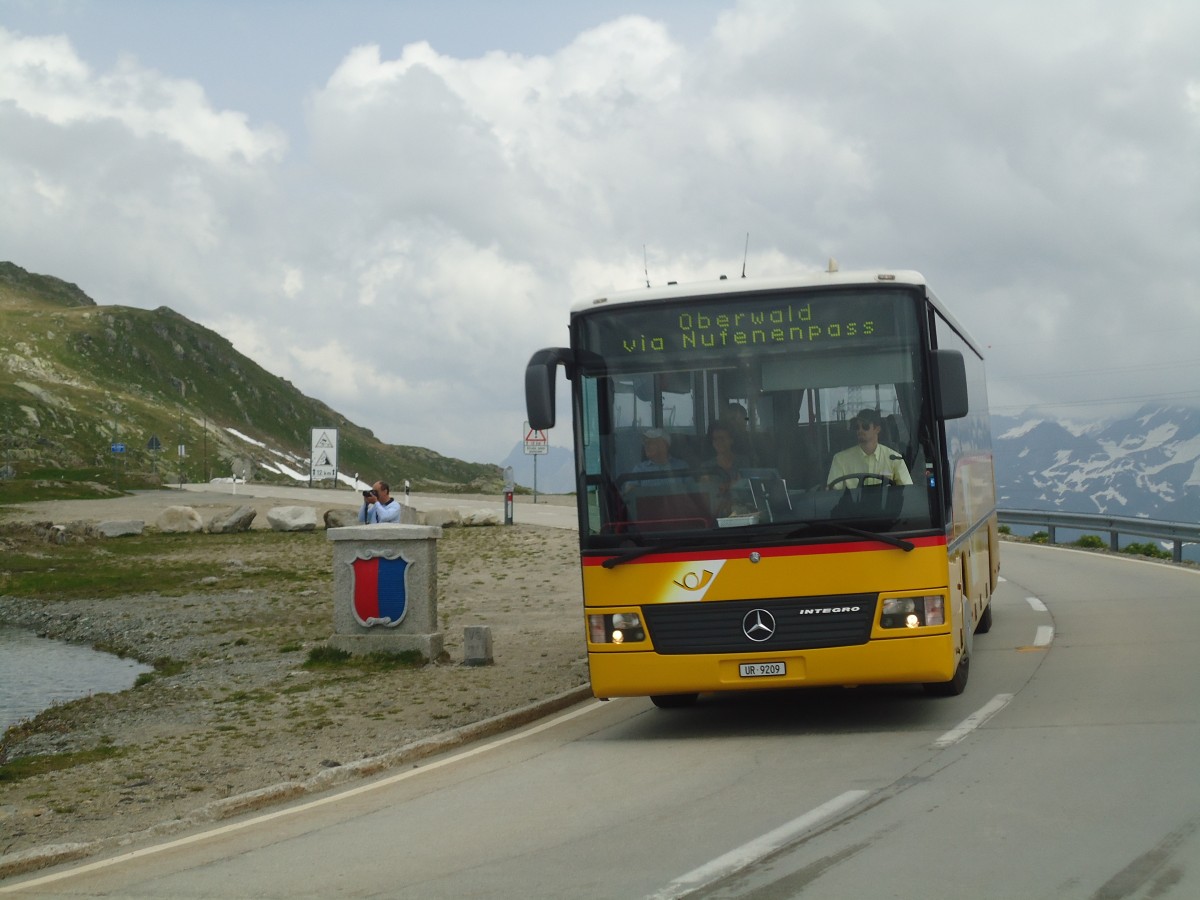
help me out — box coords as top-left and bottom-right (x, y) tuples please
(0, 492), (588, 878)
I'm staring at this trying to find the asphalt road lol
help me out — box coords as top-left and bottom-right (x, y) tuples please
(3, 544), (1197, 899)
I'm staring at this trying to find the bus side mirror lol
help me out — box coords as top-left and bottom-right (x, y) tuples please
(525, 347), (574, 430)
(934, 349), (969, 420)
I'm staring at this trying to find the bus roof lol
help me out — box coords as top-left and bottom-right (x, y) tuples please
(570, 269), (929, 312)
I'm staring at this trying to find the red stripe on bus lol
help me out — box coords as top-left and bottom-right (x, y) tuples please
(582, 534), (947, 566)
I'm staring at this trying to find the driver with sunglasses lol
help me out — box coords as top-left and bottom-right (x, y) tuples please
(826, 409), (913, 489)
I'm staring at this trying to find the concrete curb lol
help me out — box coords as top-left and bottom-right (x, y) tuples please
(0, 685), (594, 882)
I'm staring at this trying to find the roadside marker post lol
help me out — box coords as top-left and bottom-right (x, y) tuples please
(523, 422), (548, 502)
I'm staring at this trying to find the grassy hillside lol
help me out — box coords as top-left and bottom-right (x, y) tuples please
(0, 262), (504, 498)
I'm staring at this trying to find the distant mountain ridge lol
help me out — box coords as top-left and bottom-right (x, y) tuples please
(0, 261), (505, 491)
(501, 442), (575, 495)
(992, 404), (1200, 525)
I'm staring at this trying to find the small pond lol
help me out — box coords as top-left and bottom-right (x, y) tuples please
(0, 626), (153, 732)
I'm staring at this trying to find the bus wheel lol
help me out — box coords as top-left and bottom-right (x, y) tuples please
(975, 603), (993, 635)
(651, 693), (699, 709)
(924, 655), (969, 697)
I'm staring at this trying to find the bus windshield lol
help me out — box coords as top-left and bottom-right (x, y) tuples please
(573, 286), (940, 550)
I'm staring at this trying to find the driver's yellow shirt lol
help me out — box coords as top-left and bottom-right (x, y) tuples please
(826, 443), (913, 488)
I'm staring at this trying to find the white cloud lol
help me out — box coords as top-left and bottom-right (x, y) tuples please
(0, 26), (286, 165)
(1, 2), (1199, 465)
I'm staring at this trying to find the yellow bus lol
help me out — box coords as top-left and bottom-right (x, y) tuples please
(525, 269), (998, 706)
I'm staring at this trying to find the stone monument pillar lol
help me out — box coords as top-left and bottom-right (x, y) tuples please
(327, 524), (443, 660)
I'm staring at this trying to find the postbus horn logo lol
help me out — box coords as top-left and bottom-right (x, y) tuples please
(673, 569), (715, 591)
(351, 554), (410, 627)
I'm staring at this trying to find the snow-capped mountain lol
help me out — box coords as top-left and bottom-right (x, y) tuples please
(992, 404), (1200, 524)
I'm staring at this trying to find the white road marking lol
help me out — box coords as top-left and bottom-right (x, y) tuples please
(0, 701), (608, 893)
(1026, 596), (1048, 612)
(933, 693), (1013, 749)
(646, 790), (870, 900)
(1034, 625), (1055, 646)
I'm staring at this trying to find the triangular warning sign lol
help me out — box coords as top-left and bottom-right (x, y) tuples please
(314, 432), (334, 448)
(314, 451), (332, 466)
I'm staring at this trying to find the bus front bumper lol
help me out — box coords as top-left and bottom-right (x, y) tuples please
(586, 633), (958, 699)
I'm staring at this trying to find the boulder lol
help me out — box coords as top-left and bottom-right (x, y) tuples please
(157, 506), (203, 534)
(96, 520), (144, 537)
(58, 521), (100, 541)
(207, 505), (257, 534)
(323, 508), (360, 529)
(419, 508), (462, 528)
(461, 508), (502, 527)
(267, 506), (319, 532)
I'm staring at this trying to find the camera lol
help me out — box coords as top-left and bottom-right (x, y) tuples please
(362, 489), (376, 498)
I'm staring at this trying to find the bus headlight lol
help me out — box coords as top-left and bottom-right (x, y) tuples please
(880, 596), (945, 629)
(588, 613), (645, 644)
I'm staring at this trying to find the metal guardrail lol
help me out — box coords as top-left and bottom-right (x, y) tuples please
(997, 509), (1200, 564)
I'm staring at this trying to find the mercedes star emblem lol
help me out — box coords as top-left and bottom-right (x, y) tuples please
(742, 609), (776, 642)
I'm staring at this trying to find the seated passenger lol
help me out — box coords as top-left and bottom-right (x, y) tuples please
(622, 427), (692, 494)
(826, 409), (913, 489)
(719, 401), (758, 462)
(631, 428), (687, 472)
(700, 422), (744, 516)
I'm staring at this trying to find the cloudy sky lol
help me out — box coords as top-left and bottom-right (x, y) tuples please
(2, 0), (1198, 465)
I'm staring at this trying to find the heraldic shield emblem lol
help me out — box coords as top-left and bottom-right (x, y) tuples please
(351, 555), (410, 627)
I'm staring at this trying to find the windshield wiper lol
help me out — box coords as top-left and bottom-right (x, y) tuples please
(786, 522), (915, 552)
(600, 540), (698, 568)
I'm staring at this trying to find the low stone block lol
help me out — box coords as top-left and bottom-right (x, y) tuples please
(267, 506), (319, 532)
(463, 625), (494, 666)
(327, 524), (443, 659)
(157, 506), (203, 533)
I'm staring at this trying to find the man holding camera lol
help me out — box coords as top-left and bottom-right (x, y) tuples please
(358, 480), (402, 524)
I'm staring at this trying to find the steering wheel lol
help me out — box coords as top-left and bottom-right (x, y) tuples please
(828, 472), (892, 489)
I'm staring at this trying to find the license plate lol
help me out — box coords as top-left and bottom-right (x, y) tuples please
(739, 661), (786, 678)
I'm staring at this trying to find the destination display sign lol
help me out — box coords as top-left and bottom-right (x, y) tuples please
(578, 289), (914, 362)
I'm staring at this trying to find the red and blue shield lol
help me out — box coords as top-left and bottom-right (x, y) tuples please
(351, 555), (410, 627)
